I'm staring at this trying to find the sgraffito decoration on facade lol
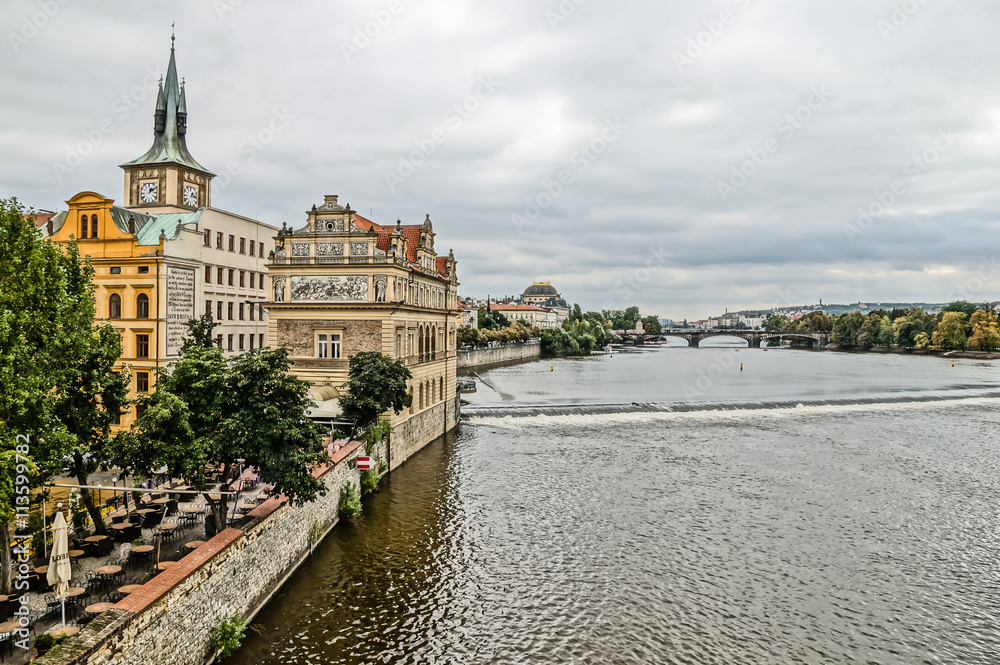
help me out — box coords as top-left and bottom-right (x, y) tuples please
(290, 275), (369, 302)
(349, 242), (369, 256)
(316, 242), (344, 256)
(318, 219), (344, 232)
(291, 243), (311, 257)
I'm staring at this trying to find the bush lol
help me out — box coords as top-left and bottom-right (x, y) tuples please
(360, 469), (380, 496)
(211, 614), (249, 658)
(34, 633), (55, 652)
(338, 484), (362, 519)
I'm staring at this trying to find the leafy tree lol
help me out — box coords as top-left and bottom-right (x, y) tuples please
(914, 332), (931, 349)
(338, 351), (413, 438)
(764, 314), (790, 332)
(877, 316), (895, 348)
(641, 315), (663, 335)
(123, 320), (327, 528)
(832, 311), (864, 346)
(932, 311), (968, 350)
(571, 303), (583, 322)
(967, 309), (1000, 351)
(0, 199), (119, 591)
(892, 308), (934, 348)
(856, 315), (881, 349)
(940, 300), (979, 321)
(796, 311), (832, 332)
(601, 306), (641, 330)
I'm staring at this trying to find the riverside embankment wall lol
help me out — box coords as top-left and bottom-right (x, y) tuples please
(40, 393), (461, 665)
(457, 340), (540, 368)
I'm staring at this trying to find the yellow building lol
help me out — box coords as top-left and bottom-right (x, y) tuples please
(266, 196), (460, 442)
(43, 37), (273, 427)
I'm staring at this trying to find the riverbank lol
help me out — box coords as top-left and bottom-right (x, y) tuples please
(456, 340), (540, 369)
(824, 343), (1000, 359)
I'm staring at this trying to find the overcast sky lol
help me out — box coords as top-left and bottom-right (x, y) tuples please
(3, 0), (999, 319)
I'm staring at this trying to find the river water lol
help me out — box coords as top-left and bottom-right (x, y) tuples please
(229, 344), (1000, 664)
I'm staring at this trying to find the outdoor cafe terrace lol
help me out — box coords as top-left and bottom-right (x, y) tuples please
(0, 464), (278, 664)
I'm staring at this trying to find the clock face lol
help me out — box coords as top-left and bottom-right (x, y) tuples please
(183, 185), (198, 207)
(140, 182), (158, 204)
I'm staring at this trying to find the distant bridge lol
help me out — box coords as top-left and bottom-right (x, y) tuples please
(657, 329), (831, 348)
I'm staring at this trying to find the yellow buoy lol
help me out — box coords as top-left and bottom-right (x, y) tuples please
(550, 366), (554, 372)
(740, 363), (743, 371)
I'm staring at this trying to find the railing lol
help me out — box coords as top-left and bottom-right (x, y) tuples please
(400, 350), (457, 366)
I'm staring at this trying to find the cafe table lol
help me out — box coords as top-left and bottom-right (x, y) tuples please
(154, 561), (177, 572)
(184, 541), (206, 551)
(118, 584), (144, 595)
(47, 625), (80, 639)
(85, 602), (116, 614)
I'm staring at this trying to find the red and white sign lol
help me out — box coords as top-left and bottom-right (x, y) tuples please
(356, 456), (374, 470)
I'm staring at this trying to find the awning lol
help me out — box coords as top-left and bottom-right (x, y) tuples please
(306, 385), (342, 419)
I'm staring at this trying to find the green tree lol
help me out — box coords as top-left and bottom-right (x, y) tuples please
(764, 314), (790, 332)
(796, 311), (832, 332)
(641, 315), (663, 335)
(0, 199), (116, 591)
(914, 332), (931, 349)
(932, 311), (968, 350)
(856, 314), (881, 349)
(338, 351), (413, 438)
(457, 326), (480, 346)
(832, 311), (864, 346)
(124, 320), (327, 528)
(940, 300), (979, 320)
(892, 308), (935, 348)
(877, 315), (894, 348)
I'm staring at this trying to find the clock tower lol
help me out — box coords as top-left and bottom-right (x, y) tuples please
(120, 33), (214, 213)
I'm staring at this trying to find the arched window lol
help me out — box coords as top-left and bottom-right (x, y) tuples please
(432, 326), (437, 354)
(90, 214), (98, 238)
(108, 293), (121, 319)
(136, 293), (149, 319)
(80, 214), (89, 239)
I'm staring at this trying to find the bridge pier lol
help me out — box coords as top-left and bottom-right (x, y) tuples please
(748, 337), (761, 348)
(688, 338), (700, 348)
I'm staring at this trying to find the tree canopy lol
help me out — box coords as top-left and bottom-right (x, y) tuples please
(338, 351), (413, 437)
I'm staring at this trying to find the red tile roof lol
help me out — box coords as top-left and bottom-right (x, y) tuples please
(24, 212), (56, 228)
(350, 213), (449, 279)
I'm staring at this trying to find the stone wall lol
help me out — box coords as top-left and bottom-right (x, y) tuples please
(276, 318), (383, 357)
(456, 341), (540, 369)
(39, 396), (459, 665)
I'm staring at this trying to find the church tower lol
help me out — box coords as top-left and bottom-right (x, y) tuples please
(120, 32), (214, 213)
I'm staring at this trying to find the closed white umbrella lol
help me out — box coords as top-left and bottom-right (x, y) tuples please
(46, 511), (72, 627)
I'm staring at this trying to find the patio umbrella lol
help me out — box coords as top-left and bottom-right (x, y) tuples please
(46, 511), (72, 627)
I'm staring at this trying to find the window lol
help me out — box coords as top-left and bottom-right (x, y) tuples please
(249, 304), (255, 321)
(216, 334), (223, 348)
(316, 333), (341, 359)
(239, 238), (246, 254)
(138, 266), (149, 274)
(228, 269), (234, 286)
(90, 214), (98, 238)
(136, 403), (147, 420)
(136, 371), (149, 393)
(217, 301), (223, 320)
(228, 235), (235, 252)
(396, 333), (401, 358)
(136, 334), (149, 358)
(250, 240), (255, 257)
(258, 273), (265, 290)
(110, 267), (121, 274)
(259, 333), (264, 348)
(217, 267), (223, 284)
(206, 300), (212, 317)
(216, 232), (223, 249)
(239, 303), (245, 320)
(203, 229), (211, 246)
(239, 271), (245, 287)
(227, 334), (233, 351)
(239, 334), (245, 350)
(205, 266), (212, 283)
(80, 214), (89, 239)
(136, 293), (149, 319)
(228, 302), (234, 320)
(249, 335), (255, 350)
(108, 294), (121, 319)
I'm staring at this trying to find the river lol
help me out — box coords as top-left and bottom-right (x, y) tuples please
(228, 344), (1000, 664)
